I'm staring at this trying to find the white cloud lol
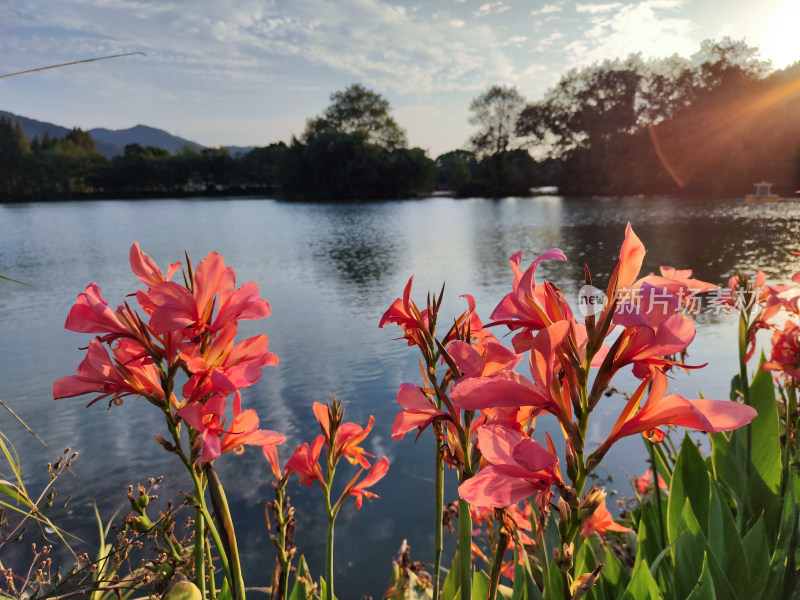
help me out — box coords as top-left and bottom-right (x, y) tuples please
(522, 64), (548, 77)
(576, 3), (623, 14)
(475, 2), (511, 17)
(531, 4), (562, 15)
(3, 0), (523, 97)
(535, 31), (565, 52)
(567, 1), (695, 67)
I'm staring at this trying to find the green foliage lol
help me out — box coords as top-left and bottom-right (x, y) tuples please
(281, 131), (435, 200)
(571, 362), (800, 600)
(469, 85), (526, 159)
(515, 37), (793, 196)
(304, 83), (407, 150)
(164, 581), (203, 600)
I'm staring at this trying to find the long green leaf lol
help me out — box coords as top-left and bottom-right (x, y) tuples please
(741, 516), (770, 598)
(705, 481), (748, 599)
(684, 554), (715, 600)
(621, 556), (662, 600)
(667, 435), (710, 546)
(472, 570), (490, 600)
(745, 354), (782, 533)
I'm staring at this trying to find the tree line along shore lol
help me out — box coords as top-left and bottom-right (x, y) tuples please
(1, 37), (799, 202)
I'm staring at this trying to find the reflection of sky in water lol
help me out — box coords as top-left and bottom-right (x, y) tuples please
(1, 196), (798, 597)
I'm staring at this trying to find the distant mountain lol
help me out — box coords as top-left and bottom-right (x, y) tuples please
(0, 110), (71, 142)
(0, 110), (205, 158)
(89, 124), (203, 157)
(225, 145), (255, 157)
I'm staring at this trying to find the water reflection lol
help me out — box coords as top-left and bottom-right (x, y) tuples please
(1, 196), (800, 598)
(310, 201), (403, 296)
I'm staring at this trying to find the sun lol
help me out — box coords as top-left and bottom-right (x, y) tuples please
(755, 1), (800, 69)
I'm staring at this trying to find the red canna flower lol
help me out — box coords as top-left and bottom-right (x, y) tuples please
(53, 338), (163, 407)
(632, 469), (667, 495)
(458, 423), (559, 508)
(378, 276), (429, 348)
(65, 283), (141, 342)
(178, 393), (285, 463)
(581, 496), (630, 538)
(147, 251), (269, 337)
(313, 402), (375, 469)
(130, 242), (182, 315)
(490, 248), (569, 352)
(447, 339), (521, 379)
(181, 320), (278, 401)
(451, 321), (574, 427)
(347, 456), (390, 509)
(763, 321), (800, 383)
(592, 371), (757, 461)
(610, 283), (698, 380)
(391, 383), (449, 441)
(285, 436), (326, 487)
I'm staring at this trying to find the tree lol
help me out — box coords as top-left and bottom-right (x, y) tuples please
(468, 85), (526, 159)
(435, 150), (477, 195)
(303, 84), (407, 149)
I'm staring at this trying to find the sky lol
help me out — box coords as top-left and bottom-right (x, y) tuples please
(2, 0), (799, 158)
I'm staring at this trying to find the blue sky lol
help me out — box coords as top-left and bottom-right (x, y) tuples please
(2, 0), (798, 157)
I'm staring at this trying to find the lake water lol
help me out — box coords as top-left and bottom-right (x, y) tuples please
(1, 195), (799, 597)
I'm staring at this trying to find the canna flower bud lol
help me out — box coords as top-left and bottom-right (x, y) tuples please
(558, 497), (571, 537)
(554, 542), (574, 572)
(125, 514), (155, 533)
(565, 441), (579, 482)
(154, 435), (178, 453)
(570, 565), (604, 600)
(578, 488), (607, 521)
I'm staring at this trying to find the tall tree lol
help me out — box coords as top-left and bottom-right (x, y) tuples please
(304, 84), (407, 149)
(468, 85), (526, 159)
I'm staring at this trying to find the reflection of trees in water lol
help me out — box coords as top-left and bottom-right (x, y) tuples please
(558, 197), (800, 287)
(442, 196), (800, 308)
(311, 202), (402, 297)
(465, 198), (569, 290)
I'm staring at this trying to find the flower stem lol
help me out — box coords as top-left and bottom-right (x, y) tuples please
(163, 410), (234, 592)
(487, 529), (509, 600)
(326, 507), (336, 600)
(458, 498), (472, 600)
(194, 508), (206, 597)
(206, 464), (247, 600)
(433, 435), (444, 598)
(647, 440), (665, 546)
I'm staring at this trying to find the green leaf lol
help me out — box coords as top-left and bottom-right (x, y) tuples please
(289, 556), (317, 600)
(671, 501), (705, 600)
(573, 537), (596, 577)
(705, 480), (748, 598)
(513, 547), (544, 600)
(0, 275), (29, 286)
(710, 431), (748, 511)
(621, 556), (662, 600)
(163, 581), (202, 600)
(684, 554), (715, 600)
(472, 571), (489, 600)
(649, 441), (674, 488)
(441, 549), (460, 600)
(764, 481), (800, 599)
(318, 577), (338, 600)
(542, 560), (564, 600)
(217, 581), (233, 600)
(668, 435), (710, 546)
(746, 355), (782, 531)
(741, 516), (770, 598)
(599, 543), (630, 598)
(636, 499), (667, 568)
